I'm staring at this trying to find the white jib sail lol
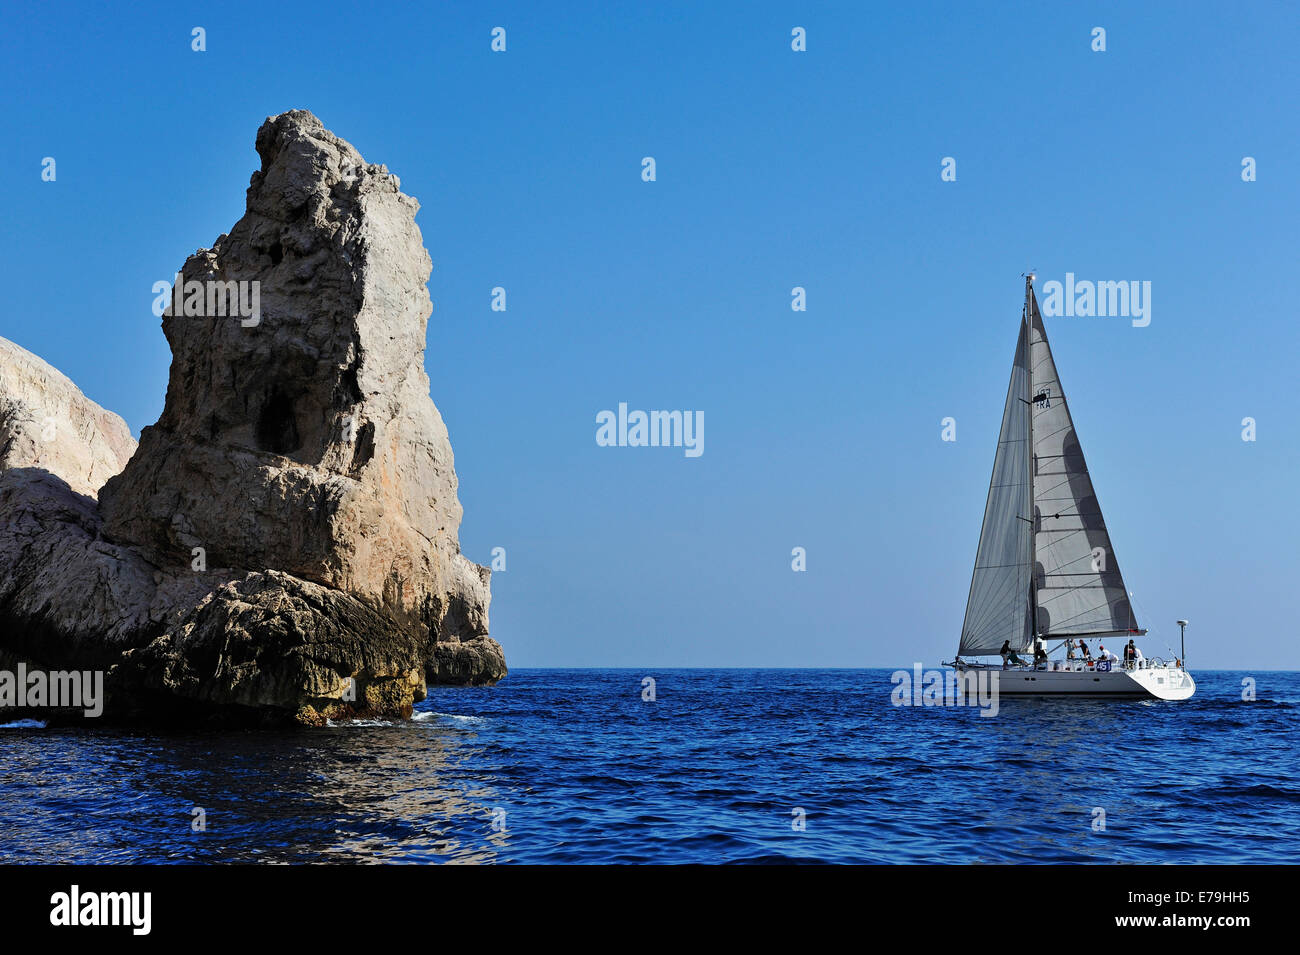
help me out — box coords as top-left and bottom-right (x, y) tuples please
(959, 315), (1034, 655)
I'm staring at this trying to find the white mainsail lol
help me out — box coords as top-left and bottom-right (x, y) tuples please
(959, 280), (1141, 657)
(1027, 288), (1141, 639)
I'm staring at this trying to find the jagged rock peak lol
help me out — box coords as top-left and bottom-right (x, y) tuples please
(99, 109), (491, 653)
(0, 111), (503, 727)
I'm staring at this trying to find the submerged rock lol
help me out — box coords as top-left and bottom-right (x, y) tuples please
(0, 110), (503, 725)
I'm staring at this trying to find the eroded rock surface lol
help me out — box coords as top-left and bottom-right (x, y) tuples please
(0, 110), (504, 725)
(0, 337), (136, 498)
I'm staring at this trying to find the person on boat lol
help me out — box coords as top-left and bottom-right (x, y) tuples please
(1033, 636), (1048, 669)
(1066, 641), (1078, 661)
(999, 640), (1025, 669)
(1124, 640), (1137, 668)
(1098, 645), (1119, 664)
(1133, 644), (1145, 669)
(1077, 640), (1093, 662)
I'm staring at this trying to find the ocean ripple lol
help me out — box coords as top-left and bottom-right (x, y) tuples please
(0, 669), (1296, 863)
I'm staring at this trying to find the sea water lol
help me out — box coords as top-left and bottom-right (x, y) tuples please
(1, 669), (1295, 863)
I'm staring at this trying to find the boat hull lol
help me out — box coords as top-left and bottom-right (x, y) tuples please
(955, 664), (1196, 701)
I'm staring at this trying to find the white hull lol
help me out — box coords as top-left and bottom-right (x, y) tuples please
(953, 663), (1196, 701)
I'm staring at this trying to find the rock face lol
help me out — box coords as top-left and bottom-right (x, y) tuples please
(0, 111), (505, 725)
(0, 337), (136, 498)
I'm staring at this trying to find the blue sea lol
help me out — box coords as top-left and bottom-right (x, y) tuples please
(1, 669), (1296, 864)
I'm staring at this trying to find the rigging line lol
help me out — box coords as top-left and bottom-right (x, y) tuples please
(1034, 496), (1097, 519)
(1037, 604), (1118, 639)
(967, 561), (1013, 634)
(967, 566), (1024, 597)
(1038, 586), (1109, 603)
(1038, 551), (1106, 572)
(965, 619), (1013, 645)
(1032, 455), (1086, 468)
(1031, 422), (1080, 447)
(1027, 363), (1061, 385)
(1037, 585), (1112, 607)
(1122, 590), (1154, 647)
(967, 621), (1024, 649)
(1037, 510), (1105, 525)
(1039, 530), (1100, 541)
(965, 566), (1021, 606)
(1028, 358), (1062, 381)
(965, 576), (1030, 638)
(967, 567), (1025, 591)
(1033, 475), (1082, 498)
(1038, 553), (1114, 573)
(1038, 578), (1119, 602)
(1036, 507), (1092, 522)
(1035, 527), (1091, 559)
(1038, 531), (1103, 542)
(1032, 477), (1084, 486)
(1038, 601), (1117, 628)
(1033, 483), (1074, 506)
(1007, 520), (1119, 606)
(1039, 545), (1113, 583)
(968, 596), (1025, 638)
(1028, 409), (1074, 433)
(1037, 604), (1120, 631)
(1035, 487), (1102, 499)
(1036, 553), (1116, 586)
(1038, 528), (1121, 571)
(965, 578), (1025, 635)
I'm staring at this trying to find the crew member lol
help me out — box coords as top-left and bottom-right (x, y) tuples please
(999, 639), (1024, 669)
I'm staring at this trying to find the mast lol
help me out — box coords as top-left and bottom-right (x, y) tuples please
(1025, 274), (1037, 644)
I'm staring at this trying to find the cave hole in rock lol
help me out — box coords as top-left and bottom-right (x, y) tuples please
(350, 421), (375, 471)
(256, 388), (300, 454)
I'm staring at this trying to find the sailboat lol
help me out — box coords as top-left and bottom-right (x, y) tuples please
(947, 276), (1195, 700)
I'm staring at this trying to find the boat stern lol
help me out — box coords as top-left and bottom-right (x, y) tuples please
(1127, 666), (1196, 701)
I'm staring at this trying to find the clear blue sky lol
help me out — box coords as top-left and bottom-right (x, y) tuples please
(2, 2), (1296, 669)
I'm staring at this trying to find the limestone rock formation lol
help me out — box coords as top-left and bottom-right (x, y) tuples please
(0, 110), (504, 725)
(0, 336), (136, 498)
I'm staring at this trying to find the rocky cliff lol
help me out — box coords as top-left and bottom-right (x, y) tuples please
(0, 336), (136, 498)
(0, 110), (504, 725)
